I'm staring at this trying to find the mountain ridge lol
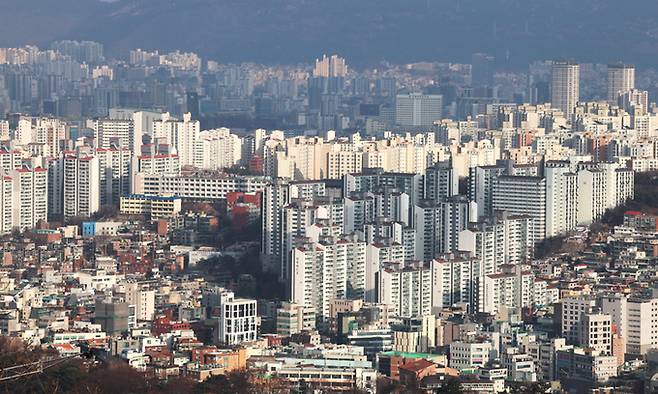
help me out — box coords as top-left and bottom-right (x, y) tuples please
(0, 0), (657, 68)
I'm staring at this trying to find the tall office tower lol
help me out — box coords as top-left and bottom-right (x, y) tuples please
(471, 53), (495, 88)
(376, 77), (397, 97)
(551, 61), (580, 116)
(93, 118), (135, 151)
(10, 167), (48, 231)
(313, 54), (347, 78)
(529, 80), (551, 105)
(152, 113), (200, 167)
(291, 235), (366, 318)
(352, 77), (370, 97)
(186, 91), (200, 120)
(459, 213), (534, 279)
(545, 161), (578, 237)
(307, 77), (328, 111)
(59, 151), (100, 219)
(376, 261), (433, 318)
(395, 93), (443, 128)
(607, 64), (635, 103)
(492, 176), (547, 241)
(425, 161), (459, 203)
(0, 175), (13, 234)
(96, 147), (131, 206)
(261, 180), (326, 274)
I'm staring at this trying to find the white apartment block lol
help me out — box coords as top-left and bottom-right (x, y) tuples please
(431, 253), (481, 311)
(153, 113), (199, 167)
(425, 161), (459, 203)
(560, 296), (598, 345)
(601, 291), (658, 356)
(376, 261), (433, 318)
(276, 302), (316, 336)
(93, 118), (134, 151)
(481, 267), (535, 315)
(140, 173), (269, 200)
(0, 175), (13, 234)
(120, 194), (182, 220)
(15, 117), (66, 157)
(545, 161), (578, 237)
(365, 240), (405, 302)
(281, 198), (344, 285)
(459, 213), (534, 276)
(327, 149), (363, 180)
(195, 128), (243, 170)
(133, 152), (180, 175)
(0, 149), (21, 171)
(291, 236), (366, 318)
(579, 313), (612, 355)
(469, 164), (508, 219)
(449, 341), (493, 371)
(216, 293), (258, 346)
(10, 168), (48, 231)
(363, 219), (416, 261)
(96, 147), (131, 206)
(124, 282), (155, 321)
(261, 180), (326, 274)
(0, 120), (8, 140)
(58, 152), (100, 218)
(492, 176), (546, 241)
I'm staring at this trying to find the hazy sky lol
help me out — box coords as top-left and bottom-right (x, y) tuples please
(1, 0), (657, 67)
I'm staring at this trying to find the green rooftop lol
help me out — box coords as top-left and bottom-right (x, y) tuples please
(380, 351), (444, 360)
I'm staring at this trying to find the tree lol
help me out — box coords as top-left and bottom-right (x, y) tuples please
(436, 378), (462, 394)
(509, 381), (550, 394)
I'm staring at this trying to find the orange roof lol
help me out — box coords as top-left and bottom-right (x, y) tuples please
(399, 358), (435, 373)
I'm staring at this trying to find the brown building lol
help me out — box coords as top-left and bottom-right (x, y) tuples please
(185, 347), (247, 381)
(398, 359), (438, 387)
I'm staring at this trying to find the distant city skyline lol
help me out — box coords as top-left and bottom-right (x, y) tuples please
(1, 0), (658, 68)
